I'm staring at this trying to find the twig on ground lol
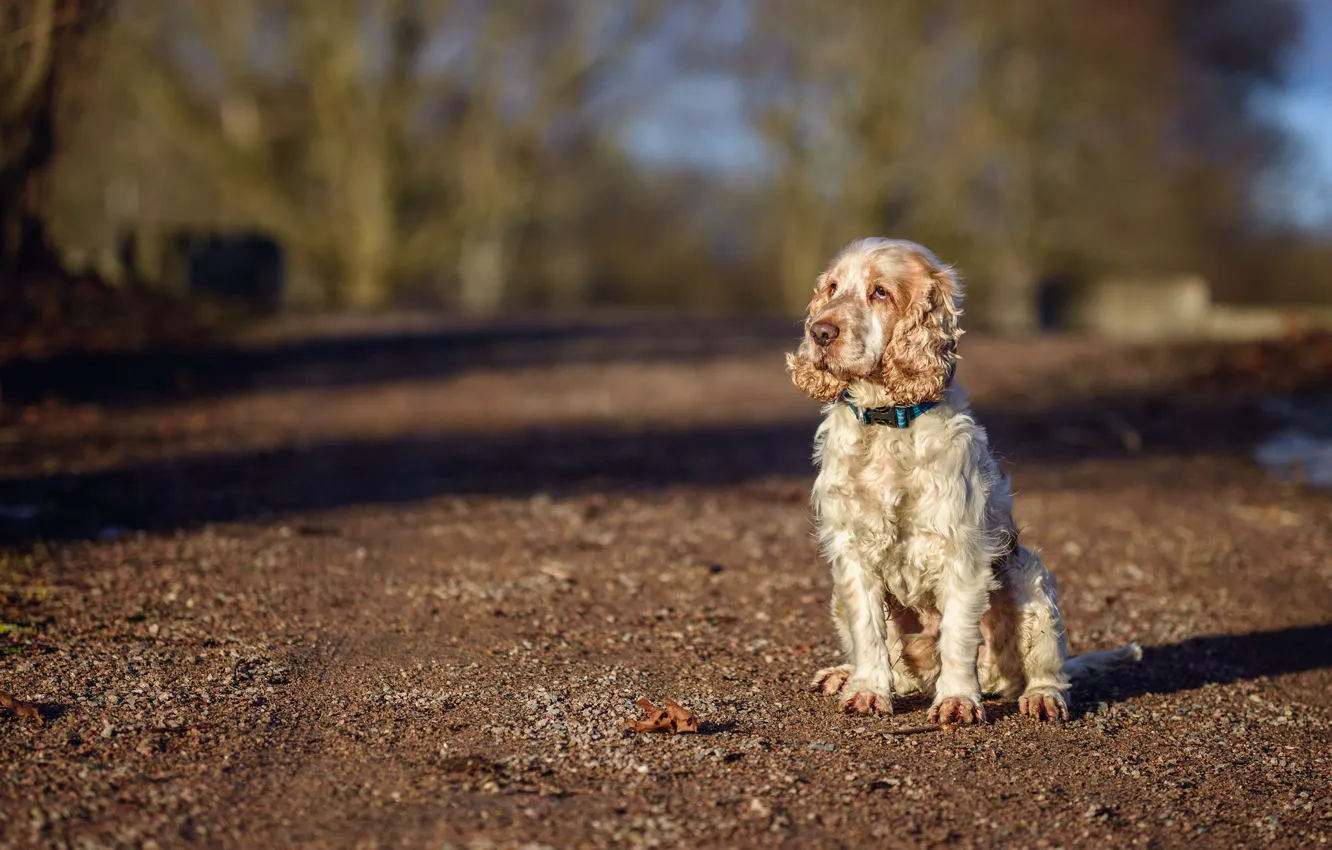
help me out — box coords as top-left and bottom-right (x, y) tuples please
(884, 724), (943, 736)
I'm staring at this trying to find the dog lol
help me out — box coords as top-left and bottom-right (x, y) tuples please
(786, 238), (1140, 723)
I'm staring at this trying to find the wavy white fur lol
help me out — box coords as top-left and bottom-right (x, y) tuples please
(790, 238), (1141, 723)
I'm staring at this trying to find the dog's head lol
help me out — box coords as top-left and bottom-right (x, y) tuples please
(786, 238), (963, 405)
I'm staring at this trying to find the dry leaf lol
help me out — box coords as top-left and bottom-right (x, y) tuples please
(0, 690), (40, 721)
(624, 697), (699, 734)
(662, 698), (699, 733)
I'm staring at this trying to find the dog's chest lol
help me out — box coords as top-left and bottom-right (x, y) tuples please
(850, 488), (945, 607)
(814, 413), (955, 604)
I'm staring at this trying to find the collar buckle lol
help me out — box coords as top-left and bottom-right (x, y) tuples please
(840, 391), (940, 428)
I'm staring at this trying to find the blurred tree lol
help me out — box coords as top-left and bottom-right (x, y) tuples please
(23, 0), (1316, 323)
(750, 0), (1303, 331)
(747, 0), (942, 314)
(107, 0), (660, 312)
(921, 2), (1189, 332)
(1167, 0), (1304, 296)
(0, 0), (100, 273)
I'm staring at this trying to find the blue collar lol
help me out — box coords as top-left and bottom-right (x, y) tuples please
(840, 391), (939, 428)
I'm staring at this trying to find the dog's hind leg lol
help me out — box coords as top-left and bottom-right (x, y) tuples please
(1012, 547), (1072, 721)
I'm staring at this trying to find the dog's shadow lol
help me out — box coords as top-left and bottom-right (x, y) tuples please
(1073, 622), (1332, 712)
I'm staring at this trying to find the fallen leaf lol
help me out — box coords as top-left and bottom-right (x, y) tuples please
(625, 697), (700, 734)
(0, 690), (40, 721)
(662, 698), (699, 733)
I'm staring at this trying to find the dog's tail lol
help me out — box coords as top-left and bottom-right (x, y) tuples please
(1063, 642), (1142, 680)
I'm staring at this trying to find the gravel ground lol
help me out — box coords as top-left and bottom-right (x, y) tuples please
(1, 319), (1330, 849)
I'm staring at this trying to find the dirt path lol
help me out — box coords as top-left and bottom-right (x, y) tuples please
(1, 321), (1329, 848)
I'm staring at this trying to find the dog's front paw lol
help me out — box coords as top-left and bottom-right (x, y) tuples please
(1019, 689), (1069, 722)
(840, 676), (893, 715)
(810, 664), (854, 695)
(929, 695), (986, 725)
(842, 688), (893, 715)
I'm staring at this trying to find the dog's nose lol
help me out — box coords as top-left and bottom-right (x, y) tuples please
(810, 321), (840, 346)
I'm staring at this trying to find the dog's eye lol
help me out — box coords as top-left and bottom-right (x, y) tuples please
(871, 285), (888, 301)
(827, 281), (838, 295)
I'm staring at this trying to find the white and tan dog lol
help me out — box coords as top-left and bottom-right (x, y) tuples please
(787, 238), (1140, 723)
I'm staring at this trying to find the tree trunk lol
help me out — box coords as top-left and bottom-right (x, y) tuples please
(984, 255), (1039, 335)
(342, 266), (389, 311)
(340, 232), (393, 310)
(778, 209), (825, 316)
(457, 221), (511, 316)
(543, 238), (590, 307)
(2, 0), (99, 279)
(337, 163), (394, 310)
(0, 128), (63, 277)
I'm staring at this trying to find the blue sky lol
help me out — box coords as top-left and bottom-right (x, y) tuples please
(623, 1), (1332, 229)
(1261, 0), (1332, 226)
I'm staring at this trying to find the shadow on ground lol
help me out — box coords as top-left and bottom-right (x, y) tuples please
(3, 318), (1329, 547)
(1080, 622), (1332, 707)
(0, 388), (1304, 547)
(0, 316), (801, 410)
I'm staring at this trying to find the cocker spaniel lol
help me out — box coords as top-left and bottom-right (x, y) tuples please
(786, 238), (1140, 723)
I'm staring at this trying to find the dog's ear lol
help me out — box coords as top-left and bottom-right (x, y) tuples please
(878, 249), (963, 404)
(786, 347), (849, 402)
(786, 271), (850, 403)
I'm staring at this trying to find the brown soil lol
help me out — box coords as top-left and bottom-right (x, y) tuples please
(1, 319), (1329, 849)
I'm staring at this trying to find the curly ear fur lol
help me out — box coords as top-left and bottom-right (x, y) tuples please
(877, 256), (963, 406)
(786, 346), (849, 403)
(787, 272), (851, 403)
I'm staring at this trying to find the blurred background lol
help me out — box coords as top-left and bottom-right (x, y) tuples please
(2, 0), (1330, 351)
